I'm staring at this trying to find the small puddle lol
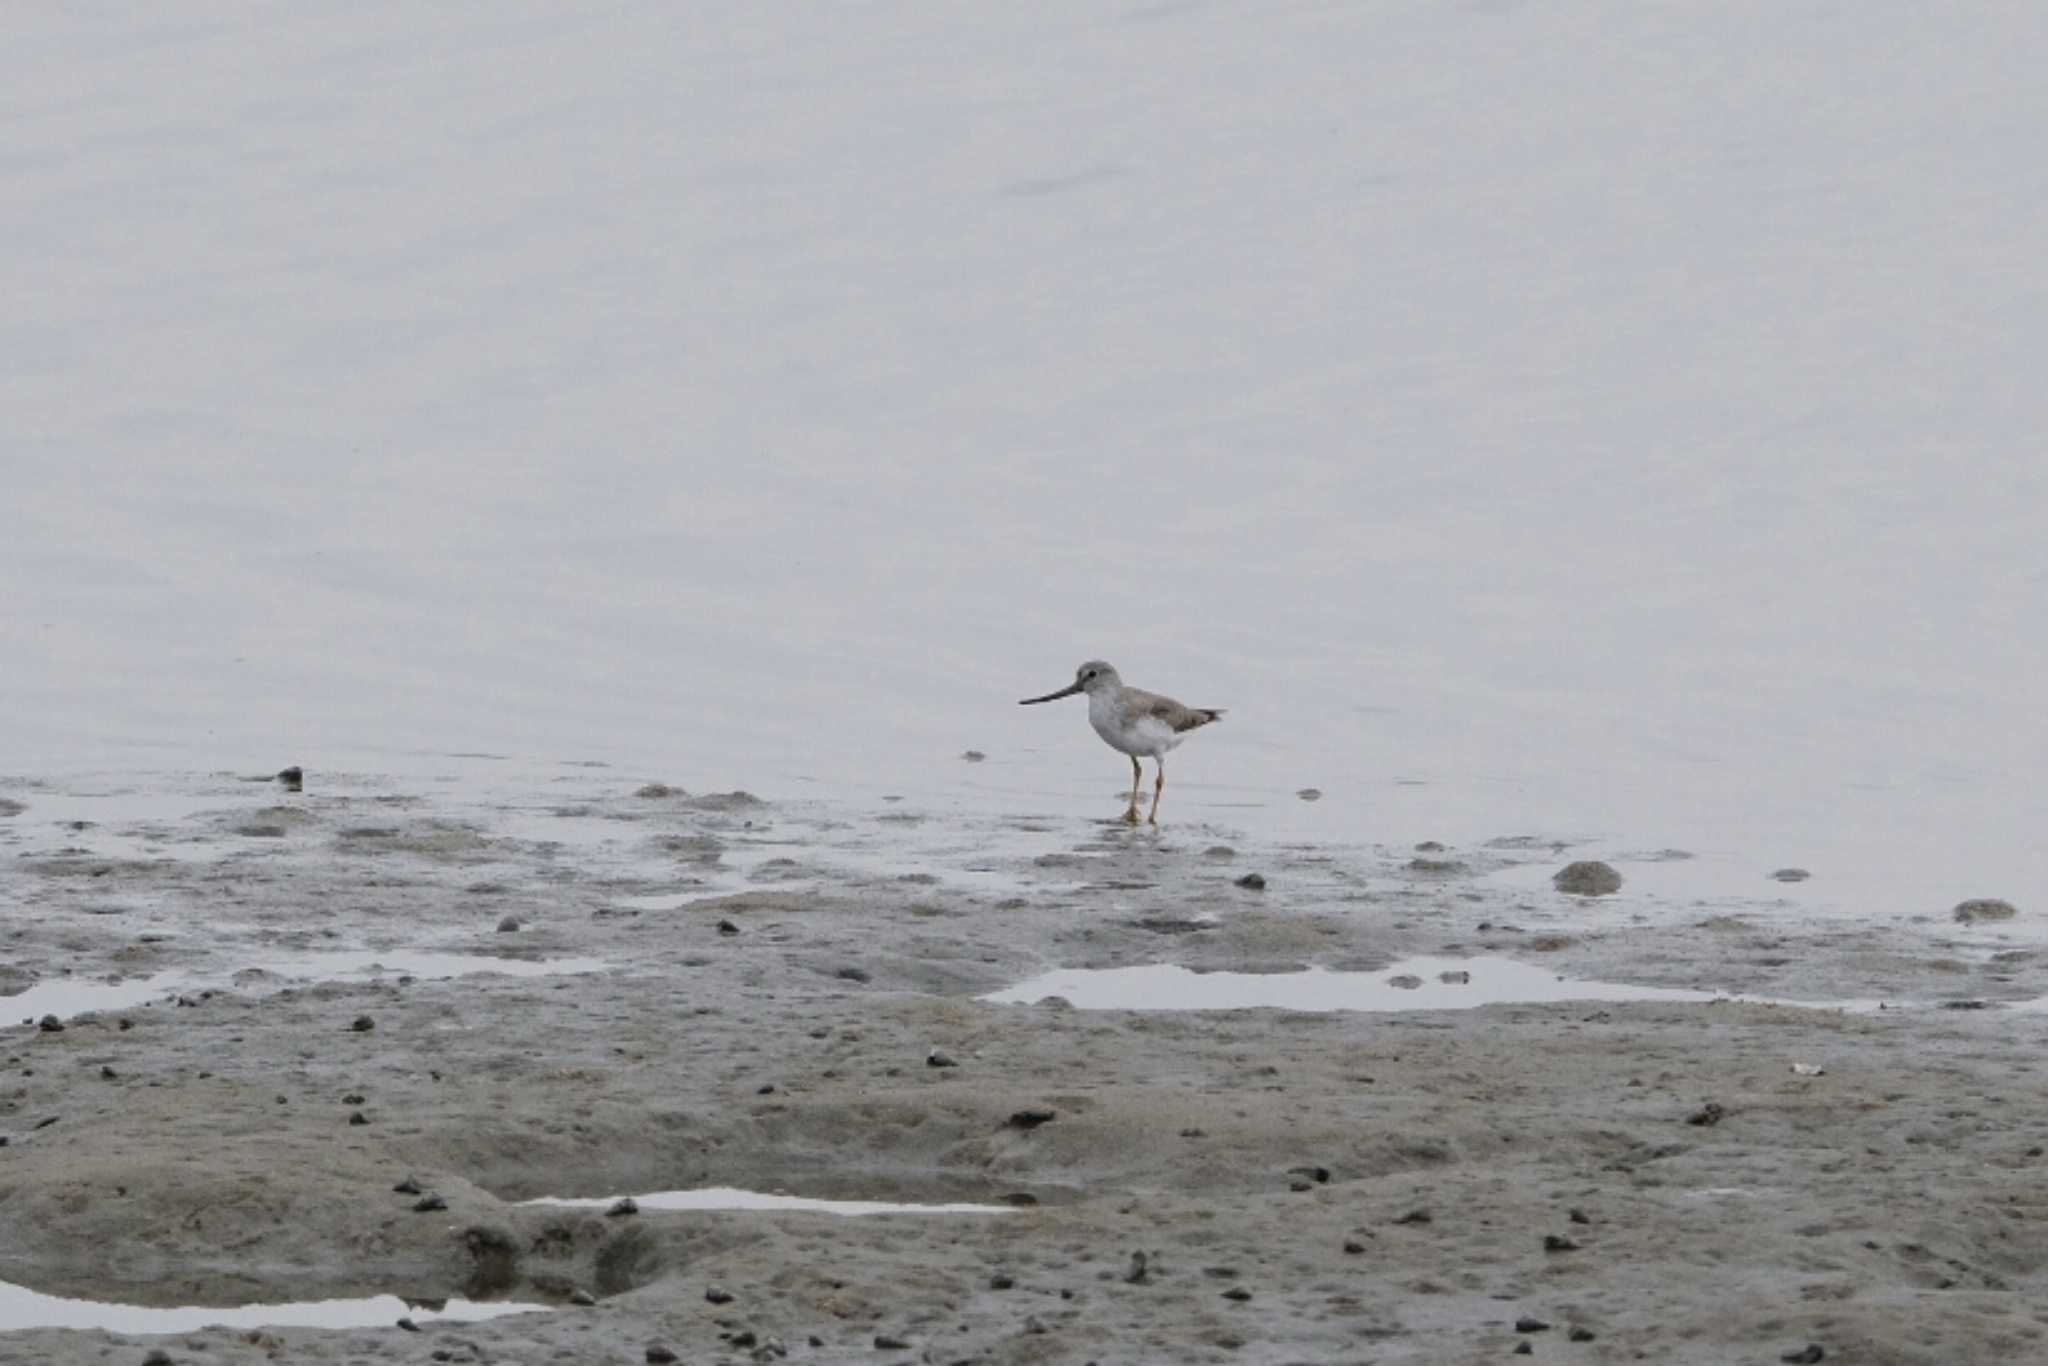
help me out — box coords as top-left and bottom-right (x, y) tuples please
(6, 951), (608, 1024)
(983, 956), (1738, 1012)
(521, 1186), (1013, 1217)
(0, 1280), (546, 1334)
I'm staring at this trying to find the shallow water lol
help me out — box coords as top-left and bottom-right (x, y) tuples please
(0, 1281), (545, 1334)
(521, 1187), (1013, 1217)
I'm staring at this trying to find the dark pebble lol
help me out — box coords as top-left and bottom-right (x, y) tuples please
(1568, 1208), (1591, 1224)
(1543, 1234), (1579, 1252)
(836, 966), (871, 983)
(1234, 873), (1266, 890)
(1515, 1316), (1551, 1333)
(1124, 1251), (1150, 1284)
(412, 1194), (446, 1212)
(1342, 1238), (1368, 1254)
(394, 1176), (423, 1194)
(1004, 1192), (1038, 1207)
(143, 1351), (175, 1366)
(1513, 1344), (1533, 1357)
(1772, 868), (1811, 883)
(756, 1083), (776, 1095)
(1568, 1327), (1596, 1342)
(716, 919), (741, 935)
(100, 1065), (117, 1079)
(705, 1284), (735, 1304)
(38, 1015), (63, 1033)
(989, 1273), (1015, 1290)
(961, 750), (987, 762)
(646, 1348), (679, 1365)
(607, 1197), (639, 1217)
(118, 1019), (133, 1031)
(1394, 1209), (1432, 1225)
(496, 916), (521, 933)
(1686, 1101), (1726, 1126)
(1553, 860), (1622, 895)
(569, 1289), (597, 1306)
(350, 1015), (375, 1033)
(396, 1317), (420, 1332)
(926, 1049), (958, 1069)
(874, 1335), (910, 1350)
(1222, 1286), (1251, 1302)
(1780, 1348), (1825, 1365)
(809, 1337), (825, 1348)
(348, 1112), (369, 1127)
(1288, 1165), (1331, 1184)
(1296, 787), (1322, 801)
(1009, 1108), (1057, 1129)
(726, 1330), (757, 1349)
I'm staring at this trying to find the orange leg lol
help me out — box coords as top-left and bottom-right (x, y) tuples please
(1148, 761), (1165, 825)
(1122, 755), (1143, 823)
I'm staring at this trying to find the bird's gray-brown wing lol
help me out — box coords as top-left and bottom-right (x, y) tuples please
(1125, 688), (1225, 733)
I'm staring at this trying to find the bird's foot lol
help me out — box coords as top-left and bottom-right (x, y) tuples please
(1120, 806), (1142, 825)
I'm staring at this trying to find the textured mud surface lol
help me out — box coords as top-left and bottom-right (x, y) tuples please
(3, 768), (2045, 1364)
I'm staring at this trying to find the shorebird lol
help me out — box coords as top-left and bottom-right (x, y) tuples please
(1019, 661), (1223, 825)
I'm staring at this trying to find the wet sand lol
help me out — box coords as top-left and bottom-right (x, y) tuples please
(3, 773), (2045, 1364)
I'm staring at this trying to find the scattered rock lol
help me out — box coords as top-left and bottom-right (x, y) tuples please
(396, 1317), (420, 1332)
(1953, 898), (2018, 923)
(276, 766), (303, 792)
(1222, 1286), (1251, 1301)
(1568, 1208), (1591, 1225)
(1543, 1234), (1579, 1252)
(1553, 861), (1623, 896)
(1003, 1192), (1039, 1207)
(1343, 1238), (1367, 1253)
(634, 783), (684, 798)
(836, 966), (871, 983)
(496, 916), (521, 933)
(1234, 873), (1266, 890)
(143, 1351), (175, 1366)
(1569, 1327), (1597, 1342)
(646, 1347), (679, 1365)
(1009, 1108), (1057, 1130)
(960, 750), (987, 763)
(1513, 1344), (1533, 1357)
(568, 1289), (597, 1306)
(394, 1176), (423, 1195)
(1288, 1165), (1331, 1184)
(1686, 1101), (1727, 1127)
(1204, 845), (1236, 858)
(607, 1197), (639, 1217)
(1515, 1316), (1551, 1333)
(1406, 857), (1464, 875)
(1386, 975), (1423, 990)
(412, 1194), (447, 1212)
(100, 1065), (117, 1079)
(350, 1015), (375, 1033)
(1393, 1209), (1432, 1226)
(989, 1273), (1016, 1290)
(926, 1049), (959, 1069)
(1772, 868), (1812, 883)
(1941, 999), (1992, 1011)
(756, 1083), (776, 1094)
(1296, 787), (1322, 801)
(705, 1284), (735, 1304)
(1439, 970), (1471, 985)
(716, 919), (741, 936)
(873, 1335), (910, 1351)
(1124, 1251), (1150, 1284)
(1781, 1347), (1825, 1365)
(348, 1112), (370, 1127)
(37, 1015), (63, 1033)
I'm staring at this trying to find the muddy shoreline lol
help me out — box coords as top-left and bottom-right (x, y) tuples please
(3, 775), (2044, 1364)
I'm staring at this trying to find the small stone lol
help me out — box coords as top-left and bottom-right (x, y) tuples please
(412, 1194), (446, 1212)
(37, 1015), (63, 1033)
(118, 1018), (133, 1031)
(635, 783), (683, 798)
(1296, 787), (1322, 801)
(960, 750), (987, 762)
(396, 1317), (420, 1332)
(926, 1049), (958, 1069)
(1414, 840), (1446, 852)
(1221, 1286), (1251, 1301)
(1781, 1347), (1825, 1365)
(716, 919), (741, 935)
(350, 1015), (375, 1033)
(1568, 1208), (1591, 1225)
(836, 966), (871, 983)
(348, 1112), (370, 1126)
(1953, 898), (2018, 923)
(1515, 1316), (1551, 1333)
(1288, 1165), (1331, 1184)
(1772, 868), (1811, 883)
(277, 766), (303, 791)
(1439, 970), (1471, 984)
(1009, 1108), (1057, 1129)
(394, 1176), (423, 1194)
(1568, 1327), (1596, 1342)
(1124, 1251), (1150, 1284)
(143, 1351), (175, 1366)
(1204, 845), (1235, 858)
(873, 1334), (910, 1350)
(989, 1273), (1016, 1290)
(1234, 872), (1266, 890)
(1386, 974), (1423, 989)
(646, 1347), (679, 1365)
(100, 1065), (117, 1079)
(1543, 1234), (1579, 1252)
(705, 1284), (735, 1304)
(1553, 860), (1622, 896)
(496, 916), (521, 933)
(607, 1197), (639, 1217)
(726, 1331), (757, 1349)
(343, 1092), (366, 1105)
(756, 1083), (776, 1094)
(1003, 1192), (1038, 1207)
(1393, 1209), (1432, 1225)
(1342, 1238), (1367, 1254)
(1513, 1344), (1533, 1357)
(569, 1289), (598, 1306)
(809, 1336), (825, 1348)
(1686, 1101), (1726, 1127)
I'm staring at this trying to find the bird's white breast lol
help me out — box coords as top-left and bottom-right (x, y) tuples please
(1087, 689), (1180, 758)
